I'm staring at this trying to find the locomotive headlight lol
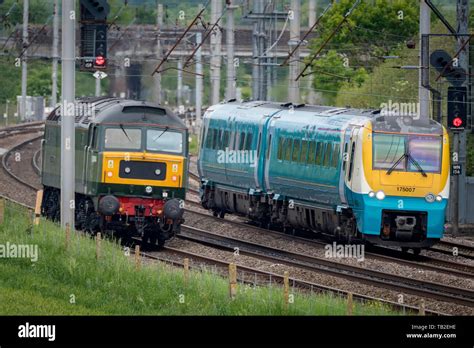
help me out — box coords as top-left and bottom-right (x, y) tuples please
(155, 169), (161, 176)
(375, 190), (385, 200)
(425, 193), (435, 203)
(162, 191), (168, 198)
(145, 186), (153, 194)
(124, 167), (131, 174)
(436, 195), (443, 202)
(368, 191), (375, 198)
(107, 171), (113, 177)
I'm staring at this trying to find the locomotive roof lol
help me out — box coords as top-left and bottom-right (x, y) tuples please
(46, 97), (186, 130)
(208, 100), (443, 135)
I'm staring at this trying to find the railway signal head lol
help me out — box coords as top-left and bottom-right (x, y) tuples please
(430, 50), (466, 87)
(447, 86), (467, 131)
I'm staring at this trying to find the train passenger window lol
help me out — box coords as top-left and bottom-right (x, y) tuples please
(284, 139), (292, 161)
(315, 142), (323, 165)
(308, 141), (316, 165)
(212, 129), (219, 149)
(216, 130), (223, 149)
(104, 128), (142, 150)
(239, 132), (246, 150)
(277, 137), (284, 160)
(323, 143), (332, 167)
(301, 140), (308, 164)
(205, 128), (213, 148)
(266, 134), (272, 159)
(348, 142), (355, 181)
(222, 130), (229, 149)
(292, 139), (301, 162)
(332, 144), (340, 168)
(229, 131), (236, 150)
(245, 133), (253, 150)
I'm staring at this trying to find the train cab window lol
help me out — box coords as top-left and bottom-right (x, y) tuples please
(147, 129), (183, 154)
(323, 143), (332, 167)
(332, 144), (340, 168)
(239, 132), (246, 150)
(245, 133), (253, 150)
(277, 137), (284, 160)
(308, 141), (316, 165)
(292, 139), (301, 162)
(300, 140), (308, 164)
(284, 139), (292, 161)
(104, 128), (141, 150)
(315, 142), (323, 165)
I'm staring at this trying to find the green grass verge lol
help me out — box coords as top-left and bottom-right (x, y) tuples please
(0, 201), (401, 315)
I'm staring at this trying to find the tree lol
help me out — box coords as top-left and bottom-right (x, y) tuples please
(306, 0), (418, 103)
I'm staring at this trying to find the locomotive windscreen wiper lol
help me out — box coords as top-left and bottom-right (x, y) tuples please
(386, 151), (427, 177)
(153, 126), (169, 141)
(119, 123), (132, 143)
(386, 151), (407, 175)
(407, 154), (427, 177)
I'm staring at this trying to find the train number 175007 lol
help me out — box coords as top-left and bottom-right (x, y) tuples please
(397, 186), (415, 193)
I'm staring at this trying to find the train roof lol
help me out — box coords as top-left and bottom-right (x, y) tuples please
(46, 97), (186, 130)
(207, 100), (444, 135)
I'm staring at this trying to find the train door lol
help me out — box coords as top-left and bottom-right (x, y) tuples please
(344, 126), (360, 206)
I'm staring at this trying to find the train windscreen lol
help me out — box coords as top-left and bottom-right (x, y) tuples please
(104, 127), (142, 150)
(372, 133), (442, 173)
(146, 129), (183, 154)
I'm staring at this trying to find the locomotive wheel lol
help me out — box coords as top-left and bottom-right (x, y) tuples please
(401, 247), (409, 253)
(412, 248), (421, 256)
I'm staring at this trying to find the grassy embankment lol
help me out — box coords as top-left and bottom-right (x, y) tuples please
(0, 200), (399, 315)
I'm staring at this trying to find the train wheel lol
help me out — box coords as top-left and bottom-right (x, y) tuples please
(401, 247), (409, 253)
(412, 248), (421, 256)
(213, 210), (218, 217)
(219, 210), (225, 219)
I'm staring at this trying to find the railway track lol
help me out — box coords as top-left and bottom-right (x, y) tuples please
(176, 224), (474, 308)
(2, 135), (43, 192)
(184, 209), (474, 279)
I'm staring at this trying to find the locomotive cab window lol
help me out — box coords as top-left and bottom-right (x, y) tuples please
(104, 127), (142, 150)
(147, 129), (183, 154)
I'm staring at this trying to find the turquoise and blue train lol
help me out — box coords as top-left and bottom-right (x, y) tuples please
(197, 101), (450, 253)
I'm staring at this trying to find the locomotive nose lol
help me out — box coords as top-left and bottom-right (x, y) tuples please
(98, 195), (120, 215)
